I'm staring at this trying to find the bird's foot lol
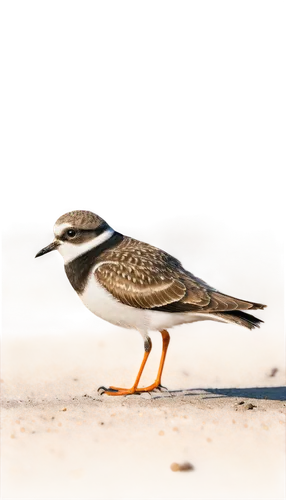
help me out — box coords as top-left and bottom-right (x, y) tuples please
(97, 385), (137, 396)
(98, 382), (168, 396)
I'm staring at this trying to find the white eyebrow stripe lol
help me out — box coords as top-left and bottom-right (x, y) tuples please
(54, 222), (71, 237)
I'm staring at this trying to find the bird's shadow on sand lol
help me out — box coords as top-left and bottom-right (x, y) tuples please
(151, 386), (286, 401)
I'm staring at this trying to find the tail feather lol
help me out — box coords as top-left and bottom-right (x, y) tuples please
(214, 310), (264, 330)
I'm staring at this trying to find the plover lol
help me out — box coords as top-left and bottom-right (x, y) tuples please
(36, 210), (266, 396)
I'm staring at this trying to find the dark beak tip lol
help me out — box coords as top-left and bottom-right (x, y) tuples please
(35, 250), (45, 259)
(35, 242), (57, 259)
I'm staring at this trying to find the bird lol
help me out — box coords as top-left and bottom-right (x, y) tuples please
(35, 210), (266, 396)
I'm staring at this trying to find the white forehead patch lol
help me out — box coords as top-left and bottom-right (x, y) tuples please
(54, 222), (72, 238)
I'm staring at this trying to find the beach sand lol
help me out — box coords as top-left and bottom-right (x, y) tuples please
(2, 230), (285, 499)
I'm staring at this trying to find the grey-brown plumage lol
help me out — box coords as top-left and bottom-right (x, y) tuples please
(56, 210), (107, 230)
(94, 236), (265, 329)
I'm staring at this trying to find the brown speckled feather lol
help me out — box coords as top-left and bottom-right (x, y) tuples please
(95, 237), (265, 312)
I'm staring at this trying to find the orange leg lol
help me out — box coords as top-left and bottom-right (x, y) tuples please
(99, 330), (170, 396)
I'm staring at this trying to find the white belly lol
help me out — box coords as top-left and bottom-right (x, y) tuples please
(73, 273), (203, 330)
(80, 273), (149, 330)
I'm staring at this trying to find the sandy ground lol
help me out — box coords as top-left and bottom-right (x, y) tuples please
(2, 230), (285, 499)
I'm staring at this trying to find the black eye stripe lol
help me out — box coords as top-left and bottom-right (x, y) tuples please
(60, 222), (109, 241)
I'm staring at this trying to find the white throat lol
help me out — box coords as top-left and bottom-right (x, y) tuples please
(57, 228), (114, 264)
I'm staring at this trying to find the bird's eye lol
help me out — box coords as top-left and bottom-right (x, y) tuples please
(66, 229), (76, 238)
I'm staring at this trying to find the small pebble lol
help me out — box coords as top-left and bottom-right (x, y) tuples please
(61, 408), (67, 412)
(244, 403), (256, 410)
(269, 368), (278, 377)
(159, 430), (165, 436)
(170, 462), (194, 472)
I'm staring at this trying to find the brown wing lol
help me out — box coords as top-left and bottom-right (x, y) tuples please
(95, 237), (265, 312)
(178, 271), (264, 312)
(96, 261), (186, 308)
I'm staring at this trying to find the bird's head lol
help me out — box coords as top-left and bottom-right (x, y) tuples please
(34, 208), (114, 264)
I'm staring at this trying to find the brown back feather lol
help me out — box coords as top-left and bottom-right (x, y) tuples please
(95, 236), (266, 313)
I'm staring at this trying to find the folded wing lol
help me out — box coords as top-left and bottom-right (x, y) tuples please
(95, 238), (265, 312)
